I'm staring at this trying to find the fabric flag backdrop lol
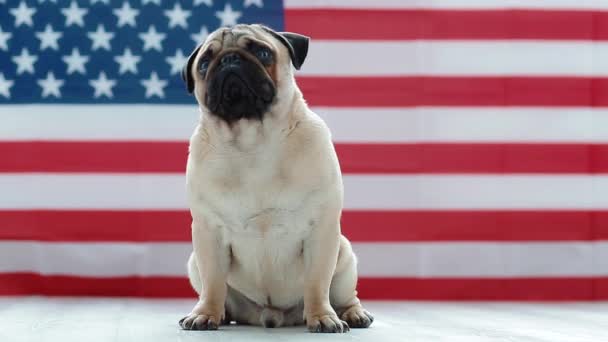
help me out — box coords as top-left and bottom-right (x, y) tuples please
(1, 0), (607, 300)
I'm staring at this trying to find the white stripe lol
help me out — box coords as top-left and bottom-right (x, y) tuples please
(0, 174), (189, 210)
(285, 0), (608, 10)
(2, 241), (607, 277)
(302, 41), (608, 76)
(344, 175), (605, 209)
(317, 107), (608, 143)
(0, 174), (604, 209)
(354, 242), (608, 277)
(0, 105), (199, 141)
(2, 105), (606, 143)
(0, 242), (191, 277)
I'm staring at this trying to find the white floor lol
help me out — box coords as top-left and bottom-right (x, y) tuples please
(1, 298), (607, 342)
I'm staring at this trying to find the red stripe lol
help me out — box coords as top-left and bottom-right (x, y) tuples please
(1, 210), (606, 242)
(341, 211), (606, 242)
(0, 141), (189, 173)
(0, 210), (192, 242)
(2, 273), (608, 300)
(298, 77), (608, 107)
(0, 78), (604, 109)
(285, 9), (608, 40)
(0, 274), (196, 297)
(357, 277), (608, 300)
(335, 144), (608, 174)
(1, 142), (606, 173)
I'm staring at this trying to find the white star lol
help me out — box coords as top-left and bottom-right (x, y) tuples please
(12, 48), (37, 75)
(164, 3), (191, 29)
(243, 0), (263, 7)
(0, 73), (14, 99)
(113, 2), (139, 27)
(91, 0), (110, 4)
(215, 3), (242, 27)
(62, 48), (89, 75)
(142, 0), (160, 4)
(141, 72), (167, 98)
(139, 26), (165, 52)
(61, 1), (87, 27)
(194, 0), (212, 6)
(114, 48), (141, 74)
(10, 2), (36, 27)
(35, 24), (62, 51)
(166, 49), (188, 75)
(37, 72), (64, 98)
(90, 72), (117, 98)
(0, 27), (11, 51)
(191, 26), (209, 44)
(87, 25), (114, 51)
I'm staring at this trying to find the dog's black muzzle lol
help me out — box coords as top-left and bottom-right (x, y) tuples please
(206, 53), (276, 123)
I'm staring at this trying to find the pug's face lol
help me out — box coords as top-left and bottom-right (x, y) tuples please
(182, 24), (309, 123)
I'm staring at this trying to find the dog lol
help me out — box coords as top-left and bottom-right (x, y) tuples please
(178, 24), (373, 333)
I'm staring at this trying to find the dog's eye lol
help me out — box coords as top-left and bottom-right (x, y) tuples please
(199, 58), (210, 74)
(254, 47), (272, 64)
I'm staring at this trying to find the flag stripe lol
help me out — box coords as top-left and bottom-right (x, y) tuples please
(284, 0), (608, 10)
(355, 242), (608, 277)
(0, 210), (191, 242)
(0, 142), (189, 173)
(0, 242), (190, 277)
(303, 41), (608, 76)
(11, 76), (605, 110)
(3, 106), (607, 143)
(0, 105), (197, 141)
(5, 77), (608, 110)
(298, 77), (608, 107)
(1, 210), (606, 242)
(3, 273), (608, 300)
(2, 241), (608, 277)
(286, 9), (608, 40)
(356, 277), (608, 300)
(334, 107), (606, 143)
(0, 174), (604, 209)
(0, 274), (196, 297)
(335, 143), (608, 174)
(2, 142), (607, 174)
(342, 211), (608, 242)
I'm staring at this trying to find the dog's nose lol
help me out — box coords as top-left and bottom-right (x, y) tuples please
(221, 53), (241, 66)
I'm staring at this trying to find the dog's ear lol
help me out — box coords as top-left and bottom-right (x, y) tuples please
(181, 44), (202, 94)
(261, 27), (309, 70)
(276, 32), (309, 70)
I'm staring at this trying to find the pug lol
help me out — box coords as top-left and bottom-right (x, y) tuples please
(178, 24), (373, 333)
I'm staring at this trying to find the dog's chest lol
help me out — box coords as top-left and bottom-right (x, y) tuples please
(188, 147), (321, 239)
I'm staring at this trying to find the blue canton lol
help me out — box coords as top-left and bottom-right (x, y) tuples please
(0, 0), (284, 103)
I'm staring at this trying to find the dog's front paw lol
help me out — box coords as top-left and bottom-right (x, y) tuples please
(179, 313), (222, 330)
(306, 311), (350, 333)
(179, 302), (224, 331)
(340, 305), (374, 328)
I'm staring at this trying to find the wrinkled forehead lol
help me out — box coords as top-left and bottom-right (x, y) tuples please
(202, 25), (274, 51)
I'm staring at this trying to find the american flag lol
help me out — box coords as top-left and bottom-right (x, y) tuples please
(1, 0), (607, 300)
